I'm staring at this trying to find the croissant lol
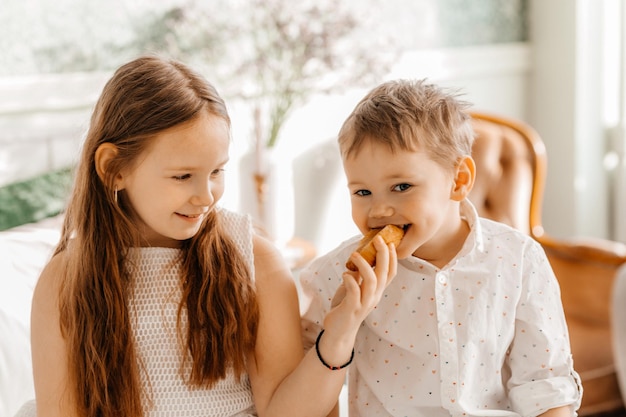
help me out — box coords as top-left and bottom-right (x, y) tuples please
(345, 224), (404, 271)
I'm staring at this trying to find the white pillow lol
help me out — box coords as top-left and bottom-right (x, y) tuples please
(0, 215), (62, 417)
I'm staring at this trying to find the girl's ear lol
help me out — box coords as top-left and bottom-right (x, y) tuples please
(94, 142), (122, 186)
(450, 155), (476, 201)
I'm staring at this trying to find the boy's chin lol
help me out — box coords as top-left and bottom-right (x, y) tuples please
(394, 246), (413, 260)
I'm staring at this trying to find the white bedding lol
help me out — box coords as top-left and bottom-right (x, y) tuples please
(0, 215), (63, 417)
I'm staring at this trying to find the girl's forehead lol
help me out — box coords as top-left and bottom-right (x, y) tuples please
(138, 115), (230, 164)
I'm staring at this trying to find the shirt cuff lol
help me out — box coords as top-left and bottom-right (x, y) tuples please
(508, 372), (583, 417)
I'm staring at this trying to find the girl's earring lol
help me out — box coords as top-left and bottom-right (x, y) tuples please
(114, 186), (118, 204)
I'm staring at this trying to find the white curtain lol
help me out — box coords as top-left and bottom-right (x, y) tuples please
(606, 0), (626, 242)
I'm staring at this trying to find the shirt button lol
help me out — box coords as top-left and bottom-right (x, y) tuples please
(437, 272), (448, 284)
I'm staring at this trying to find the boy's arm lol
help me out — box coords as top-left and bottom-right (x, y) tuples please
(538, 405), (573, 417)
(508, 241), (582, 415)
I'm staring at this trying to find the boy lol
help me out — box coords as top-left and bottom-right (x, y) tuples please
(299, 79), (582, 416)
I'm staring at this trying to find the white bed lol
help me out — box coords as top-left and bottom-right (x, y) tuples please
(0, 214), (63, 417)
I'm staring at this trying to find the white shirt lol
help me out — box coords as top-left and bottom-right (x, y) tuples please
(299, 200), (582, 417)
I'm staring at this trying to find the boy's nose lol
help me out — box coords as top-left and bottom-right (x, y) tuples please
(369, 199), (394, 218)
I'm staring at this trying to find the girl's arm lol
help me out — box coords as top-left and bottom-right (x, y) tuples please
(31, 253), (77, 417)
(248, 233), (396, 417)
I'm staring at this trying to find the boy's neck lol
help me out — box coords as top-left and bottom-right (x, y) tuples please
(415, 213), (470, 269)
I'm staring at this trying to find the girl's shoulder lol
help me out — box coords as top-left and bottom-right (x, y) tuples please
(32, 249), (68, 311)
(31, 251), (67, 376)
(35, 248), (66, 288)
(218, 207), (250, 228)
(218, 207), (254, 244)
(217, 206), (255, 260)
(31, 249), (77, 417)
(217, 207), (238, 218)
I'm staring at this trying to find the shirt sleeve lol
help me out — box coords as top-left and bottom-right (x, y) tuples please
(506, 239), (583, 416)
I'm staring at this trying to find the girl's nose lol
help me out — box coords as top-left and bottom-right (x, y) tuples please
(191, 181), (214, 206)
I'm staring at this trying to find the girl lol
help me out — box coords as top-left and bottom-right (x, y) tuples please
(27, 55), (396, 417)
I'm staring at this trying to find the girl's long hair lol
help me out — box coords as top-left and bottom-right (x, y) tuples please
(56, 55), (259, 417)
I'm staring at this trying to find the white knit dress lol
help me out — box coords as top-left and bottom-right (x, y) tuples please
(128, 209), (257, 417)
(15, 210), (257, 417)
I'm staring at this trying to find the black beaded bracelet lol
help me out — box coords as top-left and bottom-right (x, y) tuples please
(315, 329), (355, 370)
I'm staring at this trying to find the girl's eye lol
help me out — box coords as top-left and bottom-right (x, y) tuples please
(173, 174), (191, 181)
(211, 168), (225, 177)
(393, 183), (411, 192)
(354, 189), (371, 196)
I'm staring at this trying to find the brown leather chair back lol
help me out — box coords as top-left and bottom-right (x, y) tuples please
(467, 111), (626, 415)
(468, 111), (546, 237)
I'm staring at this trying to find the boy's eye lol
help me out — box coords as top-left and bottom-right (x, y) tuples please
(211, 168), (225, 177)
(173, 174), (191, 181)
(393, 183), (411, 192)
(355, 189), (371, 196)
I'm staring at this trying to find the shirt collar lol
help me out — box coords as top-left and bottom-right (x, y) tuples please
(457, 199), (485, 257)
(399, 199), (485, 271)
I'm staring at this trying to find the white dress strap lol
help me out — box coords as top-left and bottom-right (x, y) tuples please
(13, 399), (36, 417)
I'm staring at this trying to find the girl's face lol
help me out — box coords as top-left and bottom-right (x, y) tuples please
(343, 141), (471, 266)
(120, 112), (230, 247)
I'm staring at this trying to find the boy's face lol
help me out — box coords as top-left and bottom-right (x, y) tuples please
(343, 141), (472, 265)
(119, 112), (230, 247)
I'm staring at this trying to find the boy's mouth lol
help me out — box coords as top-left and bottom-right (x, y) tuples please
(371, 224), (410, 231)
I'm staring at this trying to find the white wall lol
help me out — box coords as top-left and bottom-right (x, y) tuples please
(0, 73), (109, 187)
(528, 0), (616, 240)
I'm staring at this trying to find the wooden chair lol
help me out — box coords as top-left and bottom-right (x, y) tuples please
(468, 111), (626, 416)
(613, 264), (626, 406)
(542, 236), (626, 415)
(468, 111), (547, 238)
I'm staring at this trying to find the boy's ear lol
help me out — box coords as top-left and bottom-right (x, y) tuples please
(94, 142), (122, 186)
(450, 155), (475, 201)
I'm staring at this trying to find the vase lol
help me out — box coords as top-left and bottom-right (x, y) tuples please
(238, 146), (295, 248)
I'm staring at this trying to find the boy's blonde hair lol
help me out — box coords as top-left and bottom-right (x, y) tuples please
(338, 79), (474, 170)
